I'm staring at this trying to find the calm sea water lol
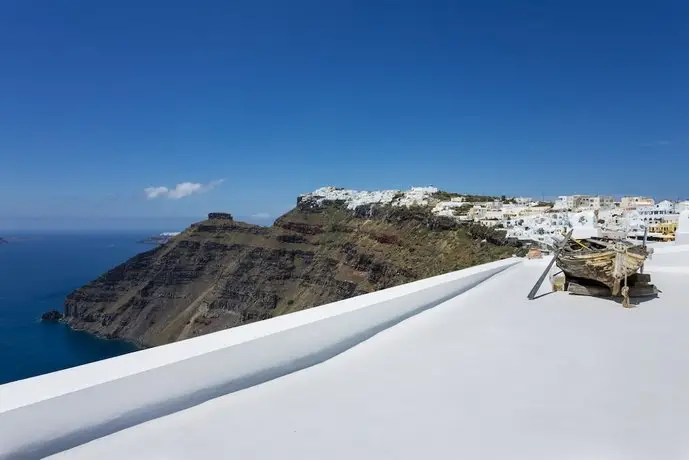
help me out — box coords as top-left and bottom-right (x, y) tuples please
(0, 233), (156, 385)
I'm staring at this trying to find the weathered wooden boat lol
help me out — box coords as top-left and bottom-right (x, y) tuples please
(556, 237), (652, 299)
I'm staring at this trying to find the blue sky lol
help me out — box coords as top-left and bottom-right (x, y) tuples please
(1, 0), (687, 230)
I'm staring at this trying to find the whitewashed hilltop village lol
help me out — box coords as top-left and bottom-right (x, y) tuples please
(300, 186), (689, 247)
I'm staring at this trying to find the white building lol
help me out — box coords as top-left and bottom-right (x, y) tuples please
(636, 200), (679, 224)
(513, 197), (532, 205)
(484, 209), (504, 220)
(592, 195), (615, 209)
(500, 204), (522, 220)
(621, 196), (655, 210)
(578, 195), (614, 210)
(478, 219), (501, 228)
(468, 205), (485, 220)
(485, 200), (502, 211)
(431, 200), (468, 218)
(655, 200), (676, 212)
(677, 210), (689, 244)
(504, 212), (571, 247)
(554, 196), (575, 210)
(516, 204), (551, 217)
(554, 195), (614, 211)
(675, 201), (689, 213)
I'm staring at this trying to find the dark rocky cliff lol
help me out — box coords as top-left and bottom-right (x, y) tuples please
(64, 199), (522, 347)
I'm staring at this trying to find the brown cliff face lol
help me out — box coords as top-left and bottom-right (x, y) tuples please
(64, 203), (522, 347)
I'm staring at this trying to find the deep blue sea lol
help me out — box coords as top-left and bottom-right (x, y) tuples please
(0, 233), (155, 385)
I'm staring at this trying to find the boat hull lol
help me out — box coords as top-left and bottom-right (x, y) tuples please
(556, 243), (648, 294)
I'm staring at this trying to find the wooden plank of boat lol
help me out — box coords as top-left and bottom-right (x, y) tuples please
(567, 281), (611, 297)
(628, 273), (651, 284)
(557, 249), (618, 286)
(629, 284), (659, 297)
(567, 280), (658, 298)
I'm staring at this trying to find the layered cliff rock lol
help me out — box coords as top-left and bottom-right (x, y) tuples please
(64, 187), (523, 347)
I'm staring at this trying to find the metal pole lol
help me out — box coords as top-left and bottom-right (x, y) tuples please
(640, 226), (648, 273)
(527, 229), (573, 300)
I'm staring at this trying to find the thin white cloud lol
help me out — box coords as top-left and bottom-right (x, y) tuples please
(144, 179), (224, 200)
(643, 140), (672, 147)
(144, 186), (169, 199)
(166, 182), (203, 199)
(251, 212), (271, 219)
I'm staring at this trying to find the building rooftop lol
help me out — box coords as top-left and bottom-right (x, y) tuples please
(46, 245), (689, 460)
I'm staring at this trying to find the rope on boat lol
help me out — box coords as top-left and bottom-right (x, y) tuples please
(614, 242), (632, 308)
(621, 276), (630, 308)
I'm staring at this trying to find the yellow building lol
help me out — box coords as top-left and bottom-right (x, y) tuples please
(647, 222), (677, 240)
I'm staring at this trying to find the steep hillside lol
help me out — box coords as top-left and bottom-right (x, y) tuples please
(63, 187), (523, 347)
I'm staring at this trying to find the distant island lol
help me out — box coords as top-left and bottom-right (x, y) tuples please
(137, 232), (181, 245)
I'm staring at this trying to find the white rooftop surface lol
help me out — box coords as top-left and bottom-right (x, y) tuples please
(51, 247), (689, 460)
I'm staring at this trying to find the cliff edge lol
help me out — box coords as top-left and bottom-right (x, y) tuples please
(64, 187), (522, 347)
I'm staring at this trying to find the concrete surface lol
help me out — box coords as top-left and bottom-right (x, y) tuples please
(50, 253), (689, 460)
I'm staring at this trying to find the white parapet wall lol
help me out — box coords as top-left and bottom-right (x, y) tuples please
(0, 257), (520, 460)
(677, 211), (689, 245)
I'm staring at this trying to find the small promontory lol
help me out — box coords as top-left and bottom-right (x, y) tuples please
(41, 310), (64, 322)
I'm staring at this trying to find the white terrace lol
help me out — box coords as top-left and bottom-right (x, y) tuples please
(1, 245), (689, 459)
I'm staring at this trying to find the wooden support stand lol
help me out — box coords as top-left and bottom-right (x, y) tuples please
(566, 273), (658, 299)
